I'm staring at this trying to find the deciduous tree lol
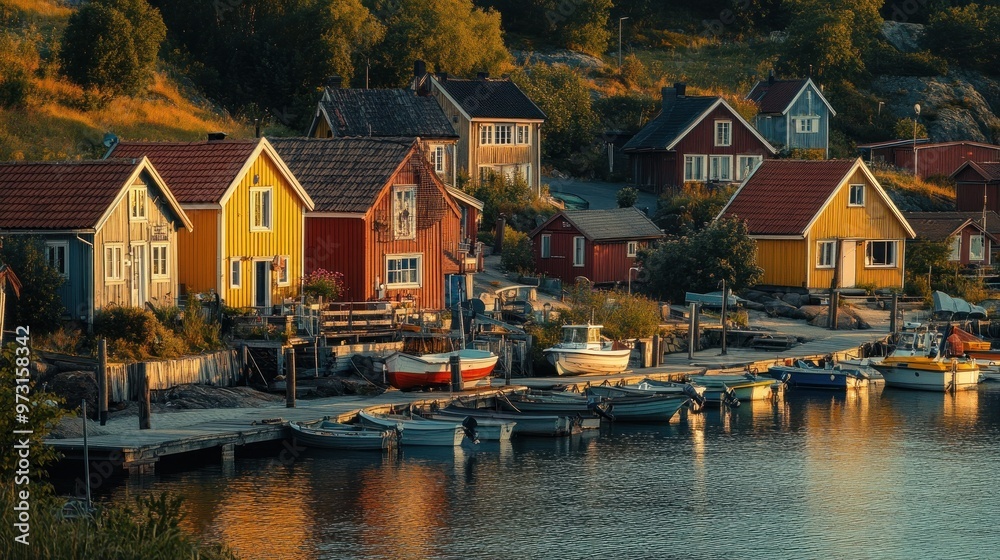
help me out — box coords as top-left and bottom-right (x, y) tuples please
(0, 237), (65, 336)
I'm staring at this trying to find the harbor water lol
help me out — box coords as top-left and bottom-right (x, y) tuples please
(99, 383), (1000, 559)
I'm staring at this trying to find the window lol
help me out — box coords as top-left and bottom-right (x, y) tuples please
(495, 124), (513, 145)
(709, 155), (732, 181)
(736, 155), (763, 180)
(230, 259), (241, 288)
(516, 124), (531, 145)
(970, 235), (985, 261)
(386, 254), (421, 287)
(849, 184), (865, 206)
(573, 236), (585, 267)
(627, 241), (638, 258)
(795, 117), (819, 133)
(250, 187), (272, 231)
(684, 155), (706, 182)
(104, 244), (123, 281)
(949, 236), (961, 260)
(276, 256), (290, 285)
(430, 145), (445, 173)
(480, 124), (493, 145)
(393, 186), (416, 240)
(817, 241), (836, 268)
(540, 234), (551, 258)
(519, 163), (532, 187)
(130, 186), (147, 221)
(866, 240), (898, 267)
(715, 121), (732, 147)
(151, 243), (169, 279)
(45, 241), (68, 278)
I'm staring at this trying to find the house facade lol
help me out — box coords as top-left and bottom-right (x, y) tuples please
(271, 137), (476, 311)
(624, 83), (777, 194)
(0, 159), (192, 325)
(417, 71), (546, 193)
(529, 207), (664, 285)
(718, 158), (915, 291)
(861, 140), (1000, 179)
(903, 211), (998, 269)
(951, 161), (1000, 213)
(307, 86), (460, 186)
(110, 137), (315, 312)
(746, 75), (836, 157)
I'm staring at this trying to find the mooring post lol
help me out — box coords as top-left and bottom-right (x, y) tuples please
(286, 347), (296, 408)
(138, 365), (151, 430)
(241, 344), (248, 386)
(688, 303), (697, 359)
(830, 291), (840, 330)
(890, 293), (899, 333)
(82, 399), (91, 510)
(98, 338), (108, 426)
(313, 337), (319, 378)
(652, 333), (660, 367)
(450, 353), (462, 392)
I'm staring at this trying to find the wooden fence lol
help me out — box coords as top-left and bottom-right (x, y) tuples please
(105, 349), (242, 402)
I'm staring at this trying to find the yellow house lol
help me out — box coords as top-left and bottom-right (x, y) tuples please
(718, 158), (915, 291)
(110, 137), (314, 311)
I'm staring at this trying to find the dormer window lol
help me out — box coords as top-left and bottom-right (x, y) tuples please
(715, 121), (732, 147)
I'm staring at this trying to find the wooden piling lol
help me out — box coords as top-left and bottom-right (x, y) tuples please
(286, 347), (296, 408)
(890, 293), (899, 333)
(829, 291), (840, 330)
(138, 364), (151, 430)
(98, 338), (108, 426)
(450, 354), (462, 392)
(688, 303), (697, 359)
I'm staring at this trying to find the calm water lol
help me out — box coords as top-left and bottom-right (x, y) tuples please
(100, 383), (1000, 560)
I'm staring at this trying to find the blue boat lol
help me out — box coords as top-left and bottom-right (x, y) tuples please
(767, 358), (871, 390)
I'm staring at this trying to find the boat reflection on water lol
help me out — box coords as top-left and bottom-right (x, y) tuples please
(878, 386), (981, 427)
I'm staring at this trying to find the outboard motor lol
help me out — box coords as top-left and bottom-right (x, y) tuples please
(722, 387), (741, 408)
(593, 401), (616, 422)
(461, 416), (480, 445)
(682, 383), (707, 411)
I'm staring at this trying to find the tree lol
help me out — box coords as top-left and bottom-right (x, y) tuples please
(561, 283), (660, 340)
(467, 171), (534, 231)
(893, 118), (928, 141)
(552, 0), (612, 56)
(510, 63), (598, 161)
(60, 0), (166, 96)
(653, 184), (736, 235)
(780, 0), (881, 83)
(500, 226), (534, 274)
(642, 217), (763, 302)
(617, 186), (638, 208)
(924, 4), (1000, 73)
(0, 237), (65, 336)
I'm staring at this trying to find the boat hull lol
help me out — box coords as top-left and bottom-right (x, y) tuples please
(872, 358), (981, 391)
(437, 405), (580, 437)
(358, 410), (465, 446)
(385, 349), (498, 391)
(543, 348), (631, 376)
(415, 413), (515, 442)
(290, 422), (395, 451)
(688, 375), (782, 405)
(585, 391), (689, 422)
(768, 365), (868, 390)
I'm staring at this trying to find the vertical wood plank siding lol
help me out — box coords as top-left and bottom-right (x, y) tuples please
(895, 143), (1000, 178)
(304, 217), (365, 302)
(176, 209), (219, 295)
(954, 165), (1000, 213)
(755, 239), (808, 287)
(105, 349), (241, 402)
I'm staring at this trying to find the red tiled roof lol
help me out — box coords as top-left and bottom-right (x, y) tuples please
(747, 79), (807, 114)
(720, 159), (858, 236)
(110, 140), (259, 203)
(0, 160), (141, 229)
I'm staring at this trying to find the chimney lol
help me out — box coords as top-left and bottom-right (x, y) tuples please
(477, 71), (489, 80)
(326, 75), (343, 89)
(414, 60), (426, 78)
(768, 69), (775, 85)
(207, 132), (227, 141)
(674, 82), (686, 97)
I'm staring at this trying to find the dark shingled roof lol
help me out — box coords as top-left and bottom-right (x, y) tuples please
(318, 88), (458, 138)
(622, 95), (718, 151)
(554, 207), (664, 241)
(746, 79), (808, 114)
(952, 161), (1000, 181)
(268, 137), (416, 214)
(0, 159), (143, 229)
(436, 77), (546, 120)
(903, 211), (1000, 241)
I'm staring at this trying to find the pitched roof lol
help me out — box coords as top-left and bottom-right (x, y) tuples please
(313, 88), (458, 138)
(718, 158), (913, 237)
(903, 211), (1000, 241)
(746, 77), (836, 116)
(951, 161), (1000, 181)
(433, 76), (546, 120)
(0, 159), (190, 231)
(268, 137), (418, 214)
(623, 95), (719, 151)
(532, 207), (663, 241)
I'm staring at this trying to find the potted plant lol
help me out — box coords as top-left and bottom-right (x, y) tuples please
(302, 269), (344, 303)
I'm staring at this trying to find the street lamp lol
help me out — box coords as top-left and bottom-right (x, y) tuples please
(619, 17), (630, 72)
(913, 103), (921, 177)
(628, 266), (640, 294)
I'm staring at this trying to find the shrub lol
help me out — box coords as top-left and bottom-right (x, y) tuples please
(0, 236), (66, 336)
(93, 306), (185, 361)
(500, 226), (534, 275)
(302, 268), (344, 301)
(617, 186), (639, 208)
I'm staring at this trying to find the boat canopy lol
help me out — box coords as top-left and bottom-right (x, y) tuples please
(932, 291), (987, 320)
(561, 325), (603, 344)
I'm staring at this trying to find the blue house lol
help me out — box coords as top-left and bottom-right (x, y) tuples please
(746, 74), (836, 158)
(0, 158), (192, 326)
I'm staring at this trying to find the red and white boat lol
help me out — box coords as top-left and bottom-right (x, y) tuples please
(384, 348), (498, 391)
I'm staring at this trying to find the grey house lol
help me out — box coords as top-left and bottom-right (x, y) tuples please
(746, 75), (836, 158)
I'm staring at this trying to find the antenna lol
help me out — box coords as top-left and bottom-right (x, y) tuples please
(101, 133), (119, 159)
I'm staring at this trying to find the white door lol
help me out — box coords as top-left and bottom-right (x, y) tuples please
(131, 243), (148, 307)
(840, 240), (856, 288)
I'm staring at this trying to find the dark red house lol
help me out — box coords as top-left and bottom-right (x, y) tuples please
(529, 207), (664, 285)
(623, 83), (776, 194)
(858, 139), (1000, 179)
(903, 211), (999, 270)
(952, 161), (1000, 213)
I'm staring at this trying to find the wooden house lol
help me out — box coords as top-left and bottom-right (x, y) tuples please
(307, 85), (460, 186)
(859, 140), (1000, 179)
(110, 137), (315, 312)
(717, 158), (915, 291)
(0, 159), (192, 325)
(951, 161), (1000, 213)
(746, 74), (836, 158)
(903, 211), (999, 270)
(416, 69), (546, 192)
(270, 137), (478, 311)
(529, 207), (664, 285)
(624, 83), (776, 194)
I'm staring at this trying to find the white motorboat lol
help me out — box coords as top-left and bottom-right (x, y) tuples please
(542, 324), (631, 375)
(872, 328), (982, 392)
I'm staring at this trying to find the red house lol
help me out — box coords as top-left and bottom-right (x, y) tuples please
(270, 137), (479, 311)
(858, 140), (1000, 179)
(903, 211), (999, 270)
(529, 207), (664, 285)
(951, 161), (1000, 213)
(623, 83), (777, 194)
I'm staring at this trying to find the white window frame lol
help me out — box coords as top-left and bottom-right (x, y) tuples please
(573, 236), (585, 267)
(151, 242), (169, 280)
(250, 187), (273, 231)
(393, 185), (417, 240)
(495, 124), (513, 145)
(709, 155), (732, 182)
(516, 124), (531, 145)
(817, 240), (836, 269)
(104, 244), (124, 282)
(540, 234), (551, 259)
(130, 186), (148, 222)
(736, 155), (763, 180)
(684, 155), (707, 182)
(276, 255), (290, 285)
(430, 145), (445, 173)
(865, 240), (898, 268)
(949, 236), (961, 261)
(627, 241), (638, 258)
(795, 116), (820, 134)
(849, 184), (865, 207)
(385, 253), (422, 288)
(231, 259), (242, 289)
(970, 234), (985, 261)
(45, 241), (69, 278)
(715, 120), (732, 147)
(480, 124), (493, 145)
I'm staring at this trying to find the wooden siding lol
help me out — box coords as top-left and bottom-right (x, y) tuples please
(755, 239), (808, 287)
(785, 84), (830, 154)
(431, 88), (470, 179)
(304, 217), (365, 301)
(591, 241), (645, 284)
(222, 153), (304, 308)
(954, 168), (1000, 213)
(176, 209), (218, 295)
(419, 138), (457, 186)
(105, 350), (241, 402)
(313, 116), (332, 138)
(892, 143), (1000, 179)
(531, 221), (649, 284)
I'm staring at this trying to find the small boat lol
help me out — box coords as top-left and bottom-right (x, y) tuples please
(412, 412), (516, 442)
(542, 324), (631, 375)
(357, 410), (467, 446)
(871, 328), (982, 392)
(437, 400), (582, 437)
(497, 391), (605, 429)
(945, 326), (998, 361)
(583, 388), (690, 422)
(687, 372), (783, 406)
(590, 380), (708, 410)
(289, 420), (396, 451)
(384, 348), (498, 391)
(767, 358), (871, 390)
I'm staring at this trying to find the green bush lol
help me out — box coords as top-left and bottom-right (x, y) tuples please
(0, 236), (66, 336)
(500, 226), (534, 275)
(93, 306), (185, 361)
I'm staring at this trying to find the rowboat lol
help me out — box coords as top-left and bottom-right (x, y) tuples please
(588, 380), (708, 410)
(497, 391), (605, 429)
(871, 328), (982, 392)
(583, 388), (690, 422)
(357, 410), (467, 446)
(542, 324), (631, 375)
(687, 372), (784, 406)
(289, 420), (396, 451)
(412, 412), (516, 442)
(437, 401), (582, 437)
(384, 348), (498, 391)
(767, 358), (871, 390)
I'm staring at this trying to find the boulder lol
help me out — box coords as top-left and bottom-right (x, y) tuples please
(48, 371), (98, 413)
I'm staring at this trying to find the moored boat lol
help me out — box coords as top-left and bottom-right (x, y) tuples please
(437, 400), (582, 437)
(588, 380), (707, 410)
(687, 372), (783, 406)
(542, 324), (631, 375)
(497, 391), (605, 429)
(290, 420), (397, 451)
(411, 412), (516, 442)
(767, 358), (871, 390)
(871, 328), (981, 392)
(357, 410), (467, 446)
(583, 388), (690, 422)
(384, 348), (498, 391)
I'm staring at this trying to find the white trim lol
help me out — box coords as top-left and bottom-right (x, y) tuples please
(129, 185), (148, 222)
(151, 242), (170, 280)
(665, 98), (777, 154)
(104, 243), (124, 282)
(276, 255), (290, 286)
(708, 155), (733, 182)
(573, 236), (585, 267)
(714, 120), (732, 147)
(217, 138), (315, 211)
(865, 240), (899, 268)
(684, 154), (707, 182)
(385, 253), (423, 288)
(627, 241), (638, 258)
(44, 241), (69, 278)
(230, 258), (242, 289)
(782, 78), (837, 117)
(94, 158), (194, 233)
(848, 184), (865, 207)
(249, 187), (273, 232)
(816, 240), (836, 269)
